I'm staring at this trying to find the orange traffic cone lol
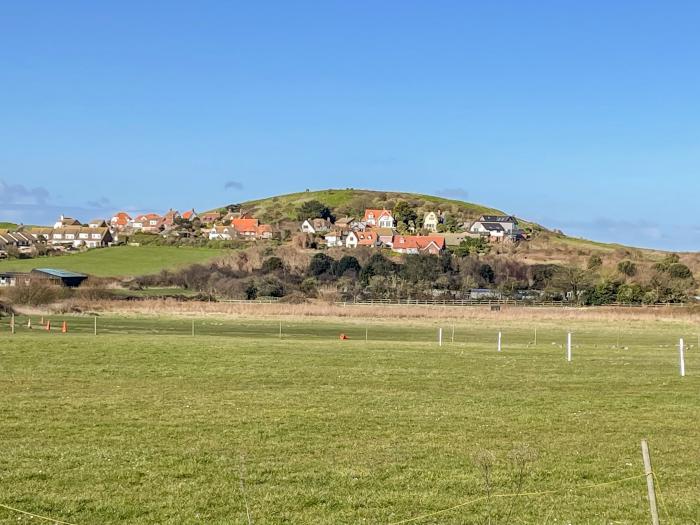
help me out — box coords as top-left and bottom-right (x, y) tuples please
(61, 321), (67, 333)
(46, 320), (51, 331)
(27, 318), (32, 329)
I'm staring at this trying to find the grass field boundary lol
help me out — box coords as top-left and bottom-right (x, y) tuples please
(389, 473), (651, 524)
(0, 502), (78, 525)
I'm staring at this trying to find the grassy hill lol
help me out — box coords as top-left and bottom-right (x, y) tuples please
(0, 246), (225, 278)
(234, 188), (530, 225)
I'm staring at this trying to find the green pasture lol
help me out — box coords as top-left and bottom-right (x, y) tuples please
(0, 245), (225, 277)
(1, 315), (699, 524)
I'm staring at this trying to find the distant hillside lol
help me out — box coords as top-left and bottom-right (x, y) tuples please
(226, 188), (543, 231)
(215, 188), (699, 274)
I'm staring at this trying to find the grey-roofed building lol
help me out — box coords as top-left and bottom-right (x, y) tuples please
(30, 268), (88, 287)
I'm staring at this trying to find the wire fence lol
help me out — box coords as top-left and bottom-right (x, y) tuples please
(0, 313), (696, 343)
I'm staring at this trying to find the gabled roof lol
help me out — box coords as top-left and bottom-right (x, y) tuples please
(231, 218), (259, 232)
(479, 215), (516, 223)
(135, 213), (161, 222)
(57, 216), (81, 226)
(391, 235), (446, 251)
(363, 209), (393, 222)
(356, 232), (378, 245)
(181, 209), (197, 220)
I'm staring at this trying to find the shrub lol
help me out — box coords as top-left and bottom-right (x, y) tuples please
(261, 256), (284, 273)
(332, 256), (361, 278)
(667, 263), (693, 280)
(308, 253), (334, 276)
(587, 255), (602, 270)
(617, 260), (637, 277)
(5, 282), (70, 306)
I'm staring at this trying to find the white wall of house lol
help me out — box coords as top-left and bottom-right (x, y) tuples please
(345, 232), (358, 248)
(301, 220), (315, 234)
(423, 212), (438, 231)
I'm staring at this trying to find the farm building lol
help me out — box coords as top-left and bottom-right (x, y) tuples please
(30, 268), (88, 287)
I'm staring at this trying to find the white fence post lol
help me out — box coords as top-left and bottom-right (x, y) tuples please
(438, 328), (443, 347)
(680, 338), (686, 377)
(497, 331), (502, 352)
(567, 332), (572, 362)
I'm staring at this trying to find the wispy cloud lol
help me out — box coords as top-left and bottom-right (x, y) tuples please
(0, 180), (49, 205)
(224, 180), (244, 190)
(436, 187), (470, 200)
(86, 196), (112, 208)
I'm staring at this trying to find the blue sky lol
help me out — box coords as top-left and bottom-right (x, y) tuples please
(1, 1), (698, 250)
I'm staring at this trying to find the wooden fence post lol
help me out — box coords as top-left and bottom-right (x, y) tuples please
(641, 439), (661, 525)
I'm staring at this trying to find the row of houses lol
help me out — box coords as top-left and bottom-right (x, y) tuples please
(301, 209), (521, 239)
(208, 217), (273, 241)
(300, 210), (521, 254)
(109, 209), (232, 233)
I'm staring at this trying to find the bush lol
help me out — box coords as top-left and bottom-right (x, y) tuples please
(5, 282), (70, 306)
(587, 255), (602, 270)
(308, 253), (334, 276)
(261, 256), (285, 273)
(617, 260), (637, 277)
(332, 256), (361, 278)
(667, 263), (693, 280)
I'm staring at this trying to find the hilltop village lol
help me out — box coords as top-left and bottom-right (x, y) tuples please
(0, 202), (524, 258)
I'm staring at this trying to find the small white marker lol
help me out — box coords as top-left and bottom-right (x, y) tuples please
(680, 338), (686, 377)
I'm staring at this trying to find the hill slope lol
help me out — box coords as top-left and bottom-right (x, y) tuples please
(233, 188), (542, 230)
(224, 188), (699, 273)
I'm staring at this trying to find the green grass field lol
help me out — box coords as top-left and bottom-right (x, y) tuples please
(0, 246), (225, 277)
(1, 315), (699, 524)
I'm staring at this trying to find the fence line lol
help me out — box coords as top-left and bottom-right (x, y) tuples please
(389, 473), (649, 524)
(0, 502), (78, 525)
(336, 298), (688, 308)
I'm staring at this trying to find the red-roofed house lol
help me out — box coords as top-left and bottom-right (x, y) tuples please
(257, 223), (273, 239)
(199, 211), (222, 225)
(363, 209), (395, 228)
(231, 217), (259, 239)
(110, 212), (132, 231)
(133, 213), (162, 233)
(391, 235), (445, 255)
(346, 230), (380, 248)
(160, 209), (180, 229)
(181, 209), (198, 221)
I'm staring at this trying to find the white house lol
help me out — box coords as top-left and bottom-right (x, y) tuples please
(30, 227), (113, 248)
(423, 211), (440, 232)
(470, 215), (518, 236)
(53, 215), (81, 229)
(470, 222), (506, 238)
(345, 231), (359, 248)
(363, 209), (395, 228)
(209, 225), (234, 240)
(301, 218), (331, 234)
(324, 231), (345, 247)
